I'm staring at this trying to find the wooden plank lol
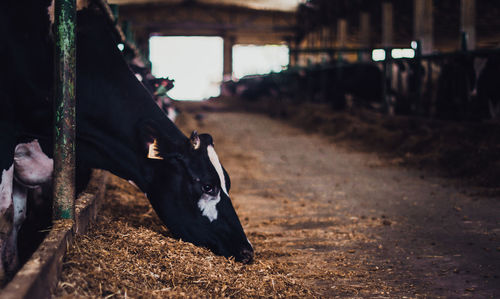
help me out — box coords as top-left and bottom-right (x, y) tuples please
(359, 12), (370, 47)
(337, 18), (347, 47)
(119, 3), (296, 45)
(461, 0), (476, 50)
(414, 0), (433, 54)
(382, 2), (393, 47)
(223, 35), (235, 81)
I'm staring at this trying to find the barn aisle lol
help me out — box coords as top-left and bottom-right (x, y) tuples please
(179, 108), (499, 297)
(55, 108), (499, 298)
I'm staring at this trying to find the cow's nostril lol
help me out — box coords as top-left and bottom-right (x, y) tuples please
(240, 249), (254, 264)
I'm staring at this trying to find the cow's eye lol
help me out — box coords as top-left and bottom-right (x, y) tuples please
(202, 184), (217, 195)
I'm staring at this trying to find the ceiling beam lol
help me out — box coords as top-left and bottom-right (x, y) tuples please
(118, 2), (296, 44)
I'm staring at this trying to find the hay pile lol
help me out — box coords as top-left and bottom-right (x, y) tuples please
(54, 175), (316, 298)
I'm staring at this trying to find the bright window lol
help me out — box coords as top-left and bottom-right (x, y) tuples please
(149, 36), (223, 101)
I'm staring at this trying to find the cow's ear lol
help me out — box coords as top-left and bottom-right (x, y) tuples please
(138, 120), (165, 160)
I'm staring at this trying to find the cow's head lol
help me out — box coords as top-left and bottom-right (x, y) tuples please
(139, 121), (253, 263)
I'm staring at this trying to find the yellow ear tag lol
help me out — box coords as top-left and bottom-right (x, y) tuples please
(147, 139), (164, 160)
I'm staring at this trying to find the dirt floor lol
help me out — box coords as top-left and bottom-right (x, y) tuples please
(55, 100), (499, 298)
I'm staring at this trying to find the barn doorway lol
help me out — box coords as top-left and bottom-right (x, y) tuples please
(149, 36), (223, 101)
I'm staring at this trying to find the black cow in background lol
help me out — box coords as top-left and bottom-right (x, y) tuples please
(129, 64), (177, 121)
(129, 63), (175, 97)
(476, 54), (500, 119)
(326, 63), (383, 110)
(435, 55), (476, 120)
(0, 0), (253, 284)
(229, 63), (383, 112)
(389, 60), (425, 115)
(287, 63), (383, 110)
(150, 77), (175, 93)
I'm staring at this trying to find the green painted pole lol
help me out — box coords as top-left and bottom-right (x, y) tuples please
(53, 0), (76, 220)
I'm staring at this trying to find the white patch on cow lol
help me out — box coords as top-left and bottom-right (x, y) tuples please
(9, 182), (27, 274)
(0, 165), (14, 215)
(207, 145), (227, 195)
(12, 183), (27, 231)
(2, 180), (26, 275)
(247, 238), (254, 250)
(198, 192), (221, 222)
(0, 166), (14, 282)
(0, 164), (28, 279)
(167, 107), (177, 123)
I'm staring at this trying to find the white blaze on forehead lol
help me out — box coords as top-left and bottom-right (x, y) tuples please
(206, 145), (227, 195)
(198, 145), (227, 222)
(198, 192), (221, 222)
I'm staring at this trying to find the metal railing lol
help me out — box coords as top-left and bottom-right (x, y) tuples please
(287, 37), (500, 116)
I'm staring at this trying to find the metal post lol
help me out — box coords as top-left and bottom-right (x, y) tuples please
(460, 31), (468, 52)
(53, 0), (76, 220)
(414, 40), (423, 114)
(382, 52), (389, 113)
(385, 49), (393, 115)
(460, 0), (476, 51)
(382, 2), (394, 48)
(223, 35), (235, 82)
(414, 0), (433, 55)
(359, 12), (371, 62)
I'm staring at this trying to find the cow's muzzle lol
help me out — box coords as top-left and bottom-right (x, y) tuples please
(239, 248), (254, 264)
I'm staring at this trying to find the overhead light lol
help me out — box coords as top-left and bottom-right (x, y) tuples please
(117, 43), (125, 51)
(391, 48), (415, 59)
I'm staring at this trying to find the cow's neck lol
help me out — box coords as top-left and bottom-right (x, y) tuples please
(76, 95), (185, 192)
(74, 11), (189, 192)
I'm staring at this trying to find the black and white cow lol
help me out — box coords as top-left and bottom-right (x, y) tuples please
(388, 59), (441, 116)
(0, 0), (253, 282)
(0, 140), (53, 282)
